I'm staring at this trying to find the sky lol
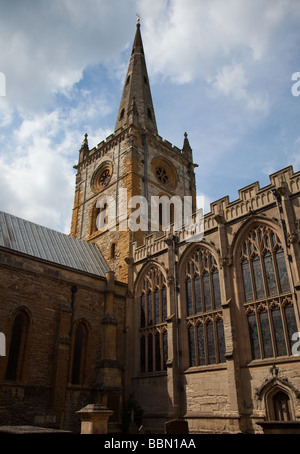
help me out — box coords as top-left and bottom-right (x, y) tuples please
(0, 0), (300, 234)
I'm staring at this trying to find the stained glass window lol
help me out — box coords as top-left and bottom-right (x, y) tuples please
(6, 312), (29, 381)
(155, 289), (160, 325)
(186, 278), (193, 316)
(203, 273), (212, 312)
(213, 270), (222, 309)
(252, 255), (265, 299)
(197, 323), (206, 366)
(184, 248), (225, 368)
(188, 325), (196, 367)
(263, 252), (277, 296)
(216, 319), (226, 363)
(242, 259), (253, 302)
(207, 322), (216, 364)
(194, 275), (202, 313)
(140, 294), (146, 328)
(285, 304), (298, 351)
(240, 225), (298, 362)
(139, 267), (168, 373)
(155, 332), (161, 371)
(276, 249), (290, 294)
(248, 312), (260, 360)
(259, 310), (273, 358)
(162, 286), (167, 322)
(271, 307), (287, 357)
(71, 323), (87, 385)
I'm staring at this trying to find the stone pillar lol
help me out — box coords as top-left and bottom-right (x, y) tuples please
(76, 404), (114, 434)
(94, 271), (122, 426)
(276, 183), (300, 329)
(52, 300), (72, 426)
(165, 235), (182, 419)
(214, 209), (241, 429)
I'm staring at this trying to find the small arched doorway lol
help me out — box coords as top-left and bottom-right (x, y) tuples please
(267, 387), (293, 421)
(272, 390), (291, 421)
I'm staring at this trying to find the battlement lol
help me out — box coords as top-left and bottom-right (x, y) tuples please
(132, 165), (300, 263)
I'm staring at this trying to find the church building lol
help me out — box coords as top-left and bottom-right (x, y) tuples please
(1, 22), (300, 434)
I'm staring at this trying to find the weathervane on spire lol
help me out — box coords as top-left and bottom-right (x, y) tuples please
(136, 13), (141, 24)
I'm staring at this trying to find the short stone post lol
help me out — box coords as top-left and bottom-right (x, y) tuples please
(76, 404), (114, 434)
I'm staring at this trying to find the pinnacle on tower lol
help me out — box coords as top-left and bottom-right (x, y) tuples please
(78, 132), (89, 163)
(114, 21), (158, 134)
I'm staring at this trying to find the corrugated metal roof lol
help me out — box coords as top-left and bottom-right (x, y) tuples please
(0, 211), (109, 277)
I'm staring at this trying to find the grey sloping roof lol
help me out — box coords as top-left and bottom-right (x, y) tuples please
(0, 211), (109, 277)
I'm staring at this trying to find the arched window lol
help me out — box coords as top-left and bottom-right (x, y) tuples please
(185, 248), (225, 367)
(110, 242), (116, 259)
(71, 322), (88, 385)
(240, 224), (297, 360)
(139, 267), (167, 373)
(6, 311), (29, 381)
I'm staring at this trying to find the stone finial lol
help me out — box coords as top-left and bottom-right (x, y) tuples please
(80, 133), (89, 155)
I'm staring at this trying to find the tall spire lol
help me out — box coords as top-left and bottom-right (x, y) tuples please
(114, 20), (158, 134)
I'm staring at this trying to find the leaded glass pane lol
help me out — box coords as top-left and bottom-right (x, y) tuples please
(275, 249), (290, 293)
(252, 255), (265, 299)
(263, 252), (277, 296)
(285, 304), (298, 350)
(147, 291), (153, 326)
(212, 270), (222, 309)
(163, 331), (168, 370)
(148, 333), (153, 372)
(248, 313), (261, 360)
(186, 278), (193, 316)
(271, 307), (287, 356)
(155, 289), (160, 324)
(207, 322), (216, 364)
(194, 275), (202, 313)
(140, 294), (146, 328)
(162, 286), (167, 322)
(203, 273), (212, 312)
(197, 323), (206, 366)
(155, 332), (161, 371)
(188, 325), (196, 367)
(259, 310), (273, 358)
(242, 259), (253, 302)
(216, 319), (226, 363)
(140, 336), (145, 373)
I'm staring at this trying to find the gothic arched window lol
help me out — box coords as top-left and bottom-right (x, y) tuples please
(240, 224), (298, 360)
(71, 322), (88, 385)
(139, 267), (168, 373)
(185, 248), (225, 367)
(5, 311), (29, 381)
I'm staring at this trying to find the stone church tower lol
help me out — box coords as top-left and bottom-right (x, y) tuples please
(70, 21), (197, 283)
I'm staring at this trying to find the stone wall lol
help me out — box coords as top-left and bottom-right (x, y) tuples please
(0, 248), (126, 432)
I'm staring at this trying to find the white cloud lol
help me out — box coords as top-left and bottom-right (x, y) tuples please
(0, 0), (300, 235)
(210, 63), (270, 113)
(0, 91), (112, 232)
(0, 0), (136, 113)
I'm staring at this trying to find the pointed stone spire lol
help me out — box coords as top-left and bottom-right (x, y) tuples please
(114, 21), (158, 134)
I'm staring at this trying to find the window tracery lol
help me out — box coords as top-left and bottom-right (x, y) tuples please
(240, 224), (297, 360)
(139, 267), (168, 373)
(185, 248), (225, 367)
